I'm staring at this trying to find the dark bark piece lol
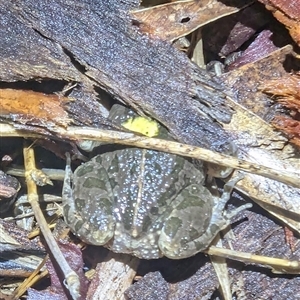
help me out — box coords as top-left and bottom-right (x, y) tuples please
(0, 171), (20, 199)
(10, 0), (234, 152)
(125, 272), (169, 300)
(66, 85), (117, 128)
(0, 2), (114, 132)
(134, 252), (219, 299)
(0, 171), (20, 213)
(168, 261), (218, 299)
(0, 220), (43, 250)
(235, 269), (300, 299)
(219, 46), (294, 121)
(220, 3), (271, 57)
(0, 4), (81, 83)
(226, 207), (300, 299)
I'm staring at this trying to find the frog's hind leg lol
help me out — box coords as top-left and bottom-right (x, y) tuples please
(158, 183), (214, 259)
(159, 176), (251, 259)
(200, 175), (252, 251)
(62, 153), (115, 246)
(212, 175), (252, 219)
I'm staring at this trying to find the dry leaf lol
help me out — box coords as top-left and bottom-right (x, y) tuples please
(262, 72), (300, 113)
(225, 29), (279, 70)
(131, 0), (253, 41)
(258, 0), (300, 46)
(201, 2), (271, 58)
(272, 117), (300, 147)
(262, 72), (300, 146)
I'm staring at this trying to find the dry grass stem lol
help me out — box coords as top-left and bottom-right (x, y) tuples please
(206, 246), (300, 274)
(22, 143), (81, 300)
(0, 124), (299, 188)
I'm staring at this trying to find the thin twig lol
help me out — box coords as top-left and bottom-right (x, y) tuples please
(206, 246), (300, 274)
(60, 126), (300, 188)
(1, 124), (299, 188)
(11, 256), (48, 299)
(6, 166), (65, 181)
(22, 142), (80, 300)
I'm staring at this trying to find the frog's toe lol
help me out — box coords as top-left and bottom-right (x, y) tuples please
(159, 233), (208, 259)
(158, 233), (185, 259)
(223, 203), (252, 221)
(158, 216), (205, 259)
(82, 229), (114, 245)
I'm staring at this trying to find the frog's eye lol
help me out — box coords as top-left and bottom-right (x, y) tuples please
(121, 116), (159, 137)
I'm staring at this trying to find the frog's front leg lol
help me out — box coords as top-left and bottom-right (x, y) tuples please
(158, 176), (252, 259)
(62, 154), (115, 246)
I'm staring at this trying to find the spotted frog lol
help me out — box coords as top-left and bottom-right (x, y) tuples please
(62, 106), (250, 259)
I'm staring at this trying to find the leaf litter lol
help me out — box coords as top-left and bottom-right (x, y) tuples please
(0, 0), (299, 299)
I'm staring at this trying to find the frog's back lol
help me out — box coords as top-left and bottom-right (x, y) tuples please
(95, 148), (203, 258)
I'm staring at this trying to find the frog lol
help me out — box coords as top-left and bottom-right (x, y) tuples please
(62, 105), (251, 260)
